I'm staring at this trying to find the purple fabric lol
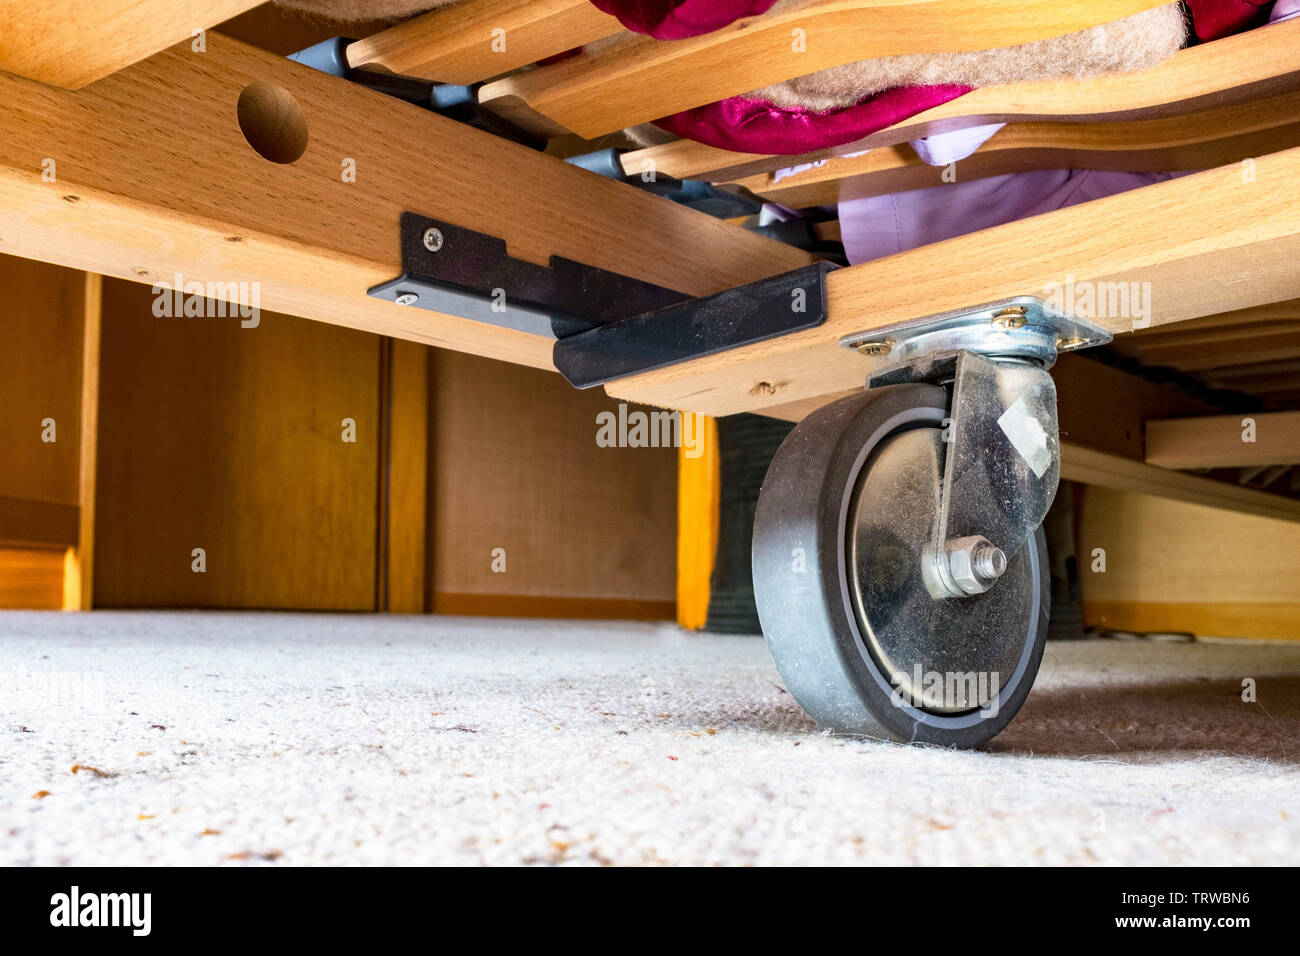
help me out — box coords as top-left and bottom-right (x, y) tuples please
(839, 170), (1191, 264)
(1272, 0), (1300, 22)
(653, 84), (973, 155)
(589, 0), (777, 39)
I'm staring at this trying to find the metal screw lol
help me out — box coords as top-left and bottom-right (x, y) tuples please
(991, 306), (1028, 330)
(1056, 336), (1086, 350)
(422, 227), (444, 253)
(853, 338), (894, 357)
(972, 543), (1007, 579)
(394, 291), (419, 306)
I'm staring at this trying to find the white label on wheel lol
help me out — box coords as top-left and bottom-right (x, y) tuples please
(997, 396), (1052, 478)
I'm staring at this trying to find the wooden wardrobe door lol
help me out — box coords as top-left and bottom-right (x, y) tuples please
(94, 278), (380, 610)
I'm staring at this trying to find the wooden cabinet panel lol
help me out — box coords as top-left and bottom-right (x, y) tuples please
(0, 257), (86, 506)
(1078, 486), (1300, 640)
(94, 279), (380, 610)
(429, 351), (676, 617)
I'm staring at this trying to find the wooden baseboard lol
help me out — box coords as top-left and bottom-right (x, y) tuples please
(432, 593), (674, 621)
(0, 546), (67, 610)
(1083, 600), (1300, 642)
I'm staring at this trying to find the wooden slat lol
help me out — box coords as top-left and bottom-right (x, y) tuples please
(479, 0), (1170, 138)
(1146, 411), (1300, 470)
(729, 89), (1300, 208)
(345, 0), (622, 85)
(608, 147), (1300, 418)
(1112, 300), (1300, 342)
(1204, 359), (1300, 384)
(0, 32), (811, 375)
(0, 0), (261, 88)
(1052, 355), (1219, 463)
(1061, 444), (1300, 523)
(622, 17), (1300, 183)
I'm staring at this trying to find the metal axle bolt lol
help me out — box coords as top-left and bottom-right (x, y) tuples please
(972, 542), (1007, 579)
(422, 227), (444, 253)
(932, 534), (1009, 597)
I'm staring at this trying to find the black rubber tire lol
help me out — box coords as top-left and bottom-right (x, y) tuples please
(752, 385), (1050, 748)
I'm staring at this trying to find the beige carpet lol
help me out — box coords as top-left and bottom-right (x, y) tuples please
(1, 612), (1297, 865)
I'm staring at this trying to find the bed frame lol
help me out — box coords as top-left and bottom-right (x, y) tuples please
(1, 0), (1298, 540)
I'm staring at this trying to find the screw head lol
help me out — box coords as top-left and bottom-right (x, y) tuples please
(394, 291), (419, 306)
(992, 306), (1028, 330)
(422, 227), (444, 253)
(854, 339), (895, 357)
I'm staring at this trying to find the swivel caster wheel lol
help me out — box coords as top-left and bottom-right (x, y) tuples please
(752, 297), (1111, 748)
(752, 385), (1048, 748)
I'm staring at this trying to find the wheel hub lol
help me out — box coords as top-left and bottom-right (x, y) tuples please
(847, 428), (1038, 714)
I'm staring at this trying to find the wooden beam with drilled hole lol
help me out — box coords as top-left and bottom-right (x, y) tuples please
(0, 0), (261, 89)
(0, 33), (812, 373)
(619, 17), (1300, 184)
(1146, 411), (1300, 470)
(345, 0), (623, 85)
(478, 0), (1170, 138)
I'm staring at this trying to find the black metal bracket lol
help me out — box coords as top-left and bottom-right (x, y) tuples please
(367, 213), (836, 388)
(367, 213), (692, 339)
(552, 261), (835, 388)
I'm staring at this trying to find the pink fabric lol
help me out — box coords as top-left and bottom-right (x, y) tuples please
(625, 0), (1284, 155)
(589, 0), (777, 39)
(839, 170), (1191, 264)
(653, 85), (973, 155)
(1186, 0), (1272, 39)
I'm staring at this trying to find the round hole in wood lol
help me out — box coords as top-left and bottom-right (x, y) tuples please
(236, 81), (308, 164)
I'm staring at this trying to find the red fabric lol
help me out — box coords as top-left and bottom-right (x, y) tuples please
(589, 0), (778, 40)
(1185, 0), (1272, 40)
(652, 85), (973, 155)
